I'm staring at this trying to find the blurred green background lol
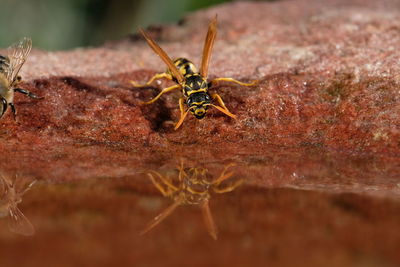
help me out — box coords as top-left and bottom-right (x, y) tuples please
(0, 0), (238, 50)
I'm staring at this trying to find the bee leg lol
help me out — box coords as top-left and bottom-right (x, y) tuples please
(131, 73), (173, 87)
(209, 77), (258, 87)
(9, 103), (17, 121)
(210, 93), (237, 119)
(0, 97), (8, 118)
(14, 88), (42, 99)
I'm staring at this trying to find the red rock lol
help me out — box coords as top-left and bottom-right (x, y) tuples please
(0, 1), (398, 156)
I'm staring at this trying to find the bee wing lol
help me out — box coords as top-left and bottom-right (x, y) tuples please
(6, 37), (32, 84)
(200, 15), (218, 79)
(7, 204), (35, 236)
(139, 28), (184, 84)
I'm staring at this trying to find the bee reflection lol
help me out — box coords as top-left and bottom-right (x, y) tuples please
(0, 173), (36, 236)
(141, 162), (242, 240)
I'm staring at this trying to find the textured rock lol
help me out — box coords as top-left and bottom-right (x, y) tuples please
(0, 0), (399, 156)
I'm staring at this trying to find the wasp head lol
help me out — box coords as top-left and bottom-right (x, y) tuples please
(186, 92), (211, 119)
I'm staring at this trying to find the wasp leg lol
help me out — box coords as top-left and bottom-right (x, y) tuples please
(148, 174), (170, 197)
(9, 103), (17, 121)
(131, 73), (173, 87)
(213, 179), (243, 194)
(209, 77), (258, 87)
(142, 84), (180, 105)
(177, 160), (186, 182)
(200, 200), (218, 240)
(212, 163), (236, 185)
(212, 163), (242, 193)
(14, 88), (42, 99)
(210, 93), (237, 119)
(147, 171), (178, 197)
(0, 97), (8, 118)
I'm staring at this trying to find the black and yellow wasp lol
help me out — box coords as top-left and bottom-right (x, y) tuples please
(132, 16), (257, 129)
(140, 162), (242, 239)
(0, 38), (41, 120)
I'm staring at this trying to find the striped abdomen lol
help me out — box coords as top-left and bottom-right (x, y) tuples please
(0, 55), (10, 76)
(170, 58), (197, 80)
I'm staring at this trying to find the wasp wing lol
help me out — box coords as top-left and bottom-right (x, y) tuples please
(140, 201), (180, 235)
(6, 37), (32, 85)
(8, 204), (35, 236)
(139, 29), (184, 84)
(200, 16), (218, 79)
(200, 199), (218, 240)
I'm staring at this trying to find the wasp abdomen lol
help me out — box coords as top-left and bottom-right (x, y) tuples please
(0, 56), (10, 75)
(173, 58), (197, 77)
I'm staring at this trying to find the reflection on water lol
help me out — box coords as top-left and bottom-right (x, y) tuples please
(0, 173), (36, 236)
(141, 162), (242, 240)
(0, 148), (399, 267)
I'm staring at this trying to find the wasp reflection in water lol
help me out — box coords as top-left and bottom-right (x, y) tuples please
(0, 173), (36, 236)
(141, 163), (242, 240)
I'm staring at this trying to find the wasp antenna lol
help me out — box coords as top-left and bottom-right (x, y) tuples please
(174, 107), (193, 130)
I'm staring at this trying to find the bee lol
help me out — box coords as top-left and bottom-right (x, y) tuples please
(0, 37), (41, 120)
(132, 16), (257, 129)
(0, 173), (36, 236)
(141, 162), (242, 240)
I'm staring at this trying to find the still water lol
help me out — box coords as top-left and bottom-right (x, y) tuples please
(0, 146), (399, 267)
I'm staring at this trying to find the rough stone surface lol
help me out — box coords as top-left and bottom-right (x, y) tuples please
(0, 0), (398, 155)
(0, 0), (400, 267)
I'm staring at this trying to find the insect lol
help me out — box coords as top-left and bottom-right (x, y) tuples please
(0, 37), (41, 120)
(132, 16), (257, 129)
(0, 173), (36, 236)
(141, 162), (242, 240)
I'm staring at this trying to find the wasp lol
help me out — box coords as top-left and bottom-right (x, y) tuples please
(0, 37), (41, 120)
(132, 16), (257, 129)
(141, 162), (242, 240)
(0, 173), (36, 236)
